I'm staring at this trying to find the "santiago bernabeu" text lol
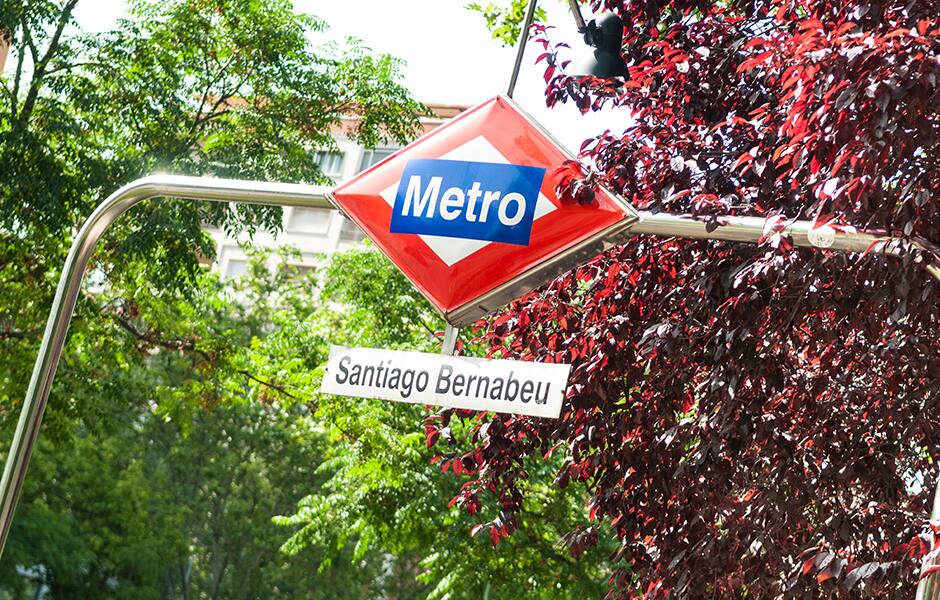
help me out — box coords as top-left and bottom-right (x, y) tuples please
(332, 355), (552, 405)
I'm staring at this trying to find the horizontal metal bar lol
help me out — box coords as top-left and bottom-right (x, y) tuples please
(124, 174), (334, 208)
(631, 211), (940, 282)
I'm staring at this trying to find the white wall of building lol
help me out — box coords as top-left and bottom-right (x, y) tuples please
(206, 108), (463, 278)
(206, 136), (400, 278)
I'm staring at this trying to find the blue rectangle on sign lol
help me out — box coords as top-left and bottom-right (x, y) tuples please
(389, 159), (546, 246)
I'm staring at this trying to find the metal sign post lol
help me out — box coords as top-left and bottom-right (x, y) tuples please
(441, 324), (460, 355)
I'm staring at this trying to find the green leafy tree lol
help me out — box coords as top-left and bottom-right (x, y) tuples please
(272, 247), (616, 600)
(466, 0), (547, 47)
(0, 250), (412, 598)
(0, 0), (429, 596)
(0, 1), (615, 597)
(3, 239), (617, 598)
(0, 0), (422, 436)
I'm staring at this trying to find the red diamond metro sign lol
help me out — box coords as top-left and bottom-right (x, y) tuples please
(328, 95), (640, 326)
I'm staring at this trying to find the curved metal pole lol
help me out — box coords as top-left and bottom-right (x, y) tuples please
(0, 175), (331, 556)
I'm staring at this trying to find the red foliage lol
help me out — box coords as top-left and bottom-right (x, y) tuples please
(431, 0), (940, 597)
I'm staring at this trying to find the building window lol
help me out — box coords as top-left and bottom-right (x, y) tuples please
(224, 259), (249, 279)
(285, 207), (331, 235)
(314, 151), (345, 178)
(339, 216), (365, 244)
(358, 148), (397, 172)
(292, 264), (316, 278)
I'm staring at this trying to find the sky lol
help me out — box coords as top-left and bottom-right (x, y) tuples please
(66, 0), (631, 152)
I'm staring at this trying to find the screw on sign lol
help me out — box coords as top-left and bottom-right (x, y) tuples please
(328, 95), (640, 326)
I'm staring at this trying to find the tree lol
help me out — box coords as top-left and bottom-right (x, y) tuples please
(1, 240), (616, 598)
(0, 0), (432, 596)
(275, 246), (617, 600)
(0, 0), (423, 441)
(443, 0), (940, 597)
(0, 249), (412, 599)
(1, 1), (610, 596)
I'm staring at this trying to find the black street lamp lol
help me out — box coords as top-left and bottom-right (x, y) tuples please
(507, 0), (627, 97)
(568, 11), (628, 79)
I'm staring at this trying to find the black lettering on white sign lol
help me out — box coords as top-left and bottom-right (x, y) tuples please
(321, 346), (571, 418)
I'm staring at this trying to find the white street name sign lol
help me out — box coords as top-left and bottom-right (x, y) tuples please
(320, 345), (571, 418)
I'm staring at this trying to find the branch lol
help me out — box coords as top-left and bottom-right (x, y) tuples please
(189, 59), (248, 137)
(10, 26), (27, 120)
(236, 369), (300, 400)
(0, 327), (37, 340)
(190, 78), (212, 136)
(113, 313), (303, 402)
(192, 106), (231, 128)
(413, 314), (438, 338)
(188, 50), (232, 137)
(22, 22), (38, 65)
(515, 517), (588, 571)
(42, 60), (116, 78)
(187, 90), (235, 144)
(913, 379), (940, 414)
(112, 313), (214, 362)
(781, 279), (813, 333)
(17, 0), (80, 127)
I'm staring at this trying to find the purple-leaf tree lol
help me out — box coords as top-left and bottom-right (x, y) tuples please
(431, 0), (940, 597)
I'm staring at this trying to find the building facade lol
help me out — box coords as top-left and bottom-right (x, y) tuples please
(207, 104), (467, 278)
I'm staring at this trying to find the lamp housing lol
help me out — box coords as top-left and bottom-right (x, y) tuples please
(569, 12), (627, 79)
